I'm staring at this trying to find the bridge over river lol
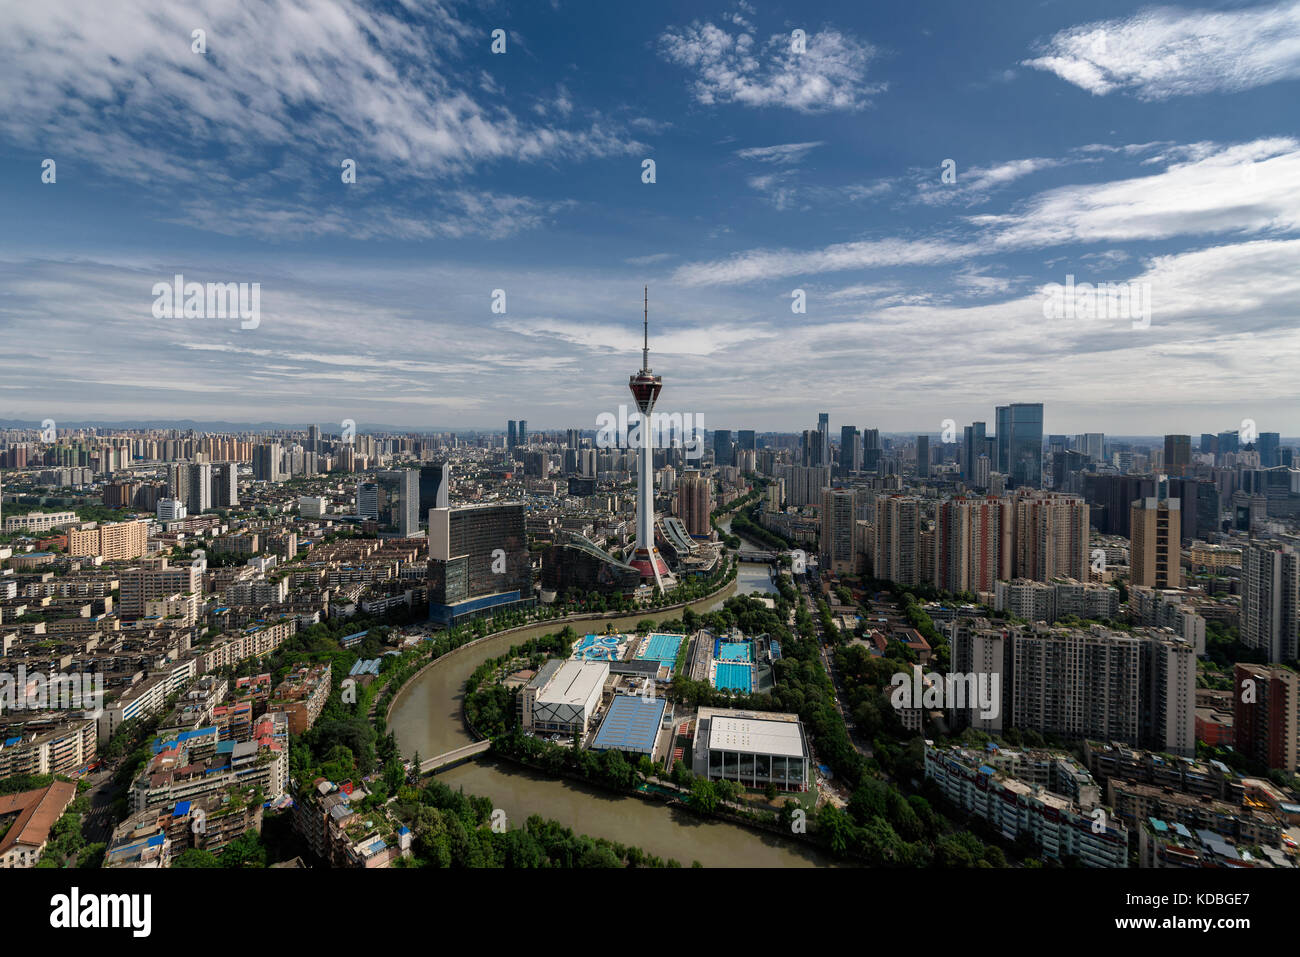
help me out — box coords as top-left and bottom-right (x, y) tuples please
(419, 739), (491, 773)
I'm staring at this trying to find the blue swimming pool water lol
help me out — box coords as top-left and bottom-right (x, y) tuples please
(716, 642), (752, 663)
(713, 662), (752, 692)
(639, 633), (683, 666)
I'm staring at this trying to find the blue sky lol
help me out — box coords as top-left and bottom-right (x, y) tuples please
(1, 0), (1299, 437)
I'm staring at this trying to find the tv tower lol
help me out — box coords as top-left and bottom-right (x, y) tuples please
(627, 287), (673, 592)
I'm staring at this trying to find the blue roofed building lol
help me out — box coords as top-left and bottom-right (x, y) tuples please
(591, 694), (668, 758)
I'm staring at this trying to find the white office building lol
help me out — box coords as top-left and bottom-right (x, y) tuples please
(156, 499), (187, 521)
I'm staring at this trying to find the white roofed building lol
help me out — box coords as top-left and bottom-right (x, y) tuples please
(692, 707), (810, 792)
(521, 659), (608, 739)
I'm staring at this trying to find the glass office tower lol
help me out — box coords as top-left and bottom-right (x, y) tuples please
(1007, 403), (1044, 489)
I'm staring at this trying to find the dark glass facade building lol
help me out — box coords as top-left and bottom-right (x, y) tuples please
(428, 502), (533, 625)
(1005, 403), (1044, 489)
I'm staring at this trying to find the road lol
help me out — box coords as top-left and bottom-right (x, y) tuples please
(80, 763), (125, 845)
(796, 574), (876, 765)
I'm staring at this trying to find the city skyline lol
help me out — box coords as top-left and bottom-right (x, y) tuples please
(2, 0), (1298, 431)
(2, 416), (1295, 446)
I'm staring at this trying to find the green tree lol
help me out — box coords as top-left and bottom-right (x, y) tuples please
(172, 848), (221, 868)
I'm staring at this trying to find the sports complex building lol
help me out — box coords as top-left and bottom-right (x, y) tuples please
(571, 631), (686, 683)
(590, 693), (670, 758)
(520, 631), (688, 756)
(688, 629), (780, 695)
(692, 707), (810, 792)
(520, 660), (608, 738)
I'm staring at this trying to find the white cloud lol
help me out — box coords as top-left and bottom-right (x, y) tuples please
(5, 239), (1300, 431)
(916, 157), (1063, 206)
(979, 137), (1300, 249)
(170, 191), (571, 241)
(734, 141), (825, 164)
(745, 172), (800, 209)
(952, 267), (1014, 297)
(676, 138), (1300, 284)
(0, 0), (641, 190)
(1023, 0), (1300, 100)
(673, 237), (979, 286)
(659, 21), (884, 112)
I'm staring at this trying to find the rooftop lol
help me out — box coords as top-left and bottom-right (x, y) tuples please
(0, 780), (78, 858)
(706, 712), (805, 758)
(536, 660), (608, 706)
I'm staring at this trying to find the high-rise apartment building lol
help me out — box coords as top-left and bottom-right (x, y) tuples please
(166, 462), (189, 505)
(1130, 479), (1182, 589)
(676, 470), (712, 537)
(1142, 637), (1198, 756)
(933, 497), (1012, 594)
(949, 619), (1194, 753)
(187, 462), (212, 515)
(1011, 628), (1141, 744)
(252, 443), (282, 483)
(873, 495), (922, 586)
(120, 561), (203, 619)
(948, 620), (1010, 733)
(212, 462), (239, 508)
(66, 520), (148, 561)
(1013, 492), (1090, 583)
(1233, 664), (1298, 772)
(820, 488), (859, 576)
(779, 465), (831, 508)
(1240, 542), (1300, 662)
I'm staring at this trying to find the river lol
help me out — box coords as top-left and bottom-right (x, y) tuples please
(386, 517), (831, 867)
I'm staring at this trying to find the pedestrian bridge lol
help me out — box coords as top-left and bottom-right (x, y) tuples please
(419, 739), (490, 774)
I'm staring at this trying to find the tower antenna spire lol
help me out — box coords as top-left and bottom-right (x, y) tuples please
(643, 285), (649, 369)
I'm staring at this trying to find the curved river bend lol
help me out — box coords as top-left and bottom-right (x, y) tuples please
(388, 527), (834, 867)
